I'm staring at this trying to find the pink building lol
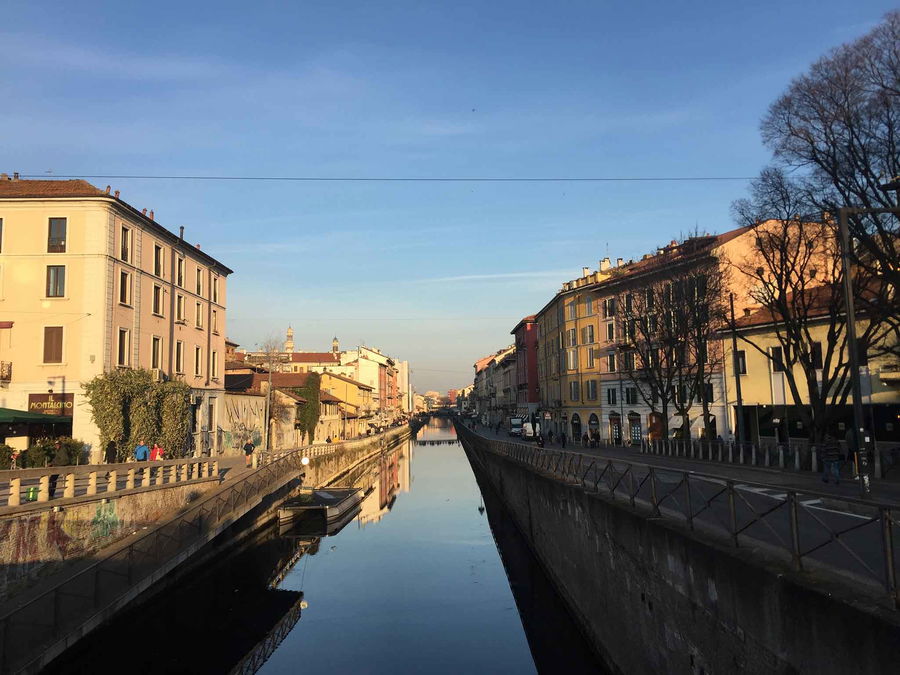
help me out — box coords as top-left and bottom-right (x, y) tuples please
(511, 315), (539, 419)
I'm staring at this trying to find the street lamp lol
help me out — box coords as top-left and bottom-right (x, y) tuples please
(838, 177), (900, 497)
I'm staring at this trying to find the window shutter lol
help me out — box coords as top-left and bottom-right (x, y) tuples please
(44, 326), (63, 363)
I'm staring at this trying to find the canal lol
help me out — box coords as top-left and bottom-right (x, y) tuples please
(48, 417), (604, 674)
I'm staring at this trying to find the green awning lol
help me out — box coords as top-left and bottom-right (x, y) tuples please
(0, 407), (72, 425)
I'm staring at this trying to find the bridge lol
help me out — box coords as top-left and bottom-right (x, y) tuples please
(455, 420), (900, 674)
(0, 424), (417, 674)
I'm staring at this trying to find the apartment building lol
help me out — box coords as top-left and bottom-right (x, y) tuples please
(0, 177), (232, 458)
(511, 315), (539, 421)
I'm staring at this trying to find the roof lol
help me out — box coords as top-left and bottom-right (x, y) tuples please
(290, 352), (340, 364)
(275, 388), (308, 404)
(319, 391), (342, 403)
(510, 314), (536, 334)
(730, 284), (837, 331)
(0, 177), (233, 275)
(0, 178), (107, 198)
(319, 371), (374, 390)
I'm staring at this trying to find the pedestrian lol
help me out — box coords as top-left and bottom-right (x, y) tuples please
(10, 448), (20, 470)
(536, 434), (545, 448)
(150, 443), (165, 461)
(243, 438), (255, 468)
(560, 431), (567, 449)
(548, 429), (554, 444)
(326, 436), (332, 444)
(495, 420), (502, 434)
(134, 440), (149, 462)
(48, 439), (65, 498)
(582, 432), (589, 447)
(821, 434), (843, 485)
(104, 441), (117, 464)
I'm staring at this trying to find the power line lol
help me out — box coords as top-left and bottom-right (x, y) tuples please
(21, 173), (756, 183)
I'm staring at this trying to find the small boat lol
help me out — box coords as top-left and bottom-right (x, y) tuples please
(278, 487), (363, 529)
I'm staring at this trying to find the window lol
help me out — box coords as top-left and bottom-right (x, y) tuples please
(120, 226), (130, 262)
(735, 350), (747, 375)
(46, 265), (65, 297)
(211, 351), (219, 379)
(581, 324), (595, 344)
(569, 380), (580, 401)
(117, 329), (130, 366)
(607, 388), (617, 405)
(586, 348), (595, 369)
(119, 270), (131, 305)
(195, 301), (203, 328)
(626, 387), (638, 405)
(649, 315), (658, 334)
(0, 218), (4, 253)
(152, 285), (164, 316)
(584, 297), (593, 315)
(607, 353), (617, 372)
(770, 346), (784, 372)
(645, 288), (654, 309)
(43, 326), (63, 363)
(153, 245), (164, 277)
(626, 319), (636, 341)
(176, 294), (185, 321)
(212, 309), (218, 333)
(176, 257), (185, 287)
(566, 349), (578, 371)
(811, 342), (823, 370)
(175, 341), (185, 374)
(603, 298), (616, 317)
(213, 277), (219, 303)
(567, 328), (577, 347)
(623, 351), (635, 371)
(702, 382), (714, 403)
(606, 321), (615, 342)
(196, 268), (203, 295)
(625, 293), (633, 313)
(47, 218), (66, 252)
(194, 346), (203, 376)
(151, 336), (163, 369)
(586, 380), (598, 400)
(567, 302), (577, 320)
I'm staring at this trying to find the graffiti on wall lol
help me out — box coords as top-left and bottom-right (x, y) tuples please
(223, 395), (265, 451)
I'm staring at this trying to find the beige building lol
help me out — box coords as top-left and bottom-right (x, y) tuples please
(0, 177), (232, 459)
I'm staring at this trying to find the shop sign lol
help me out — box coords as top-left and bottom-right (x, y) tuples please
(28, 393), (74, 417)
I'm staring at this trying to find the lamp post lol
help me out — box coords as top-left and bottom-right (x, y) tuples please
(837, 177), (900, 497)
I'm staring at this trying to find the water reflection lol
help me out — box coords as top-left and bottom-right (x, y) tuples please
(48, 418), (604, 674)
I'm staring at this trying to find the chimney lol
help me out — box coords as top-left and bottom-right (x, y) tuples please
(582, 266), (590, 277)
(105, 185), (111, 194)
(114, 190), (120, 198)
(616, 257), (624, 267)
(0, 174), (7, 181)
(599, 257), (611, 271)
(149, 210), (154, 221)
(179, 226), (185, 240)
(195, 244), (201, 250)
(743, 308), (752, 317)
(141, 208), (147, 216)
(12, 172), (19, 180)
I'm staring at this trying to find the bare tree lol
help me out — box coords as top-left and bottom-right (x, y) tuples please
(732, 170), (895, 443)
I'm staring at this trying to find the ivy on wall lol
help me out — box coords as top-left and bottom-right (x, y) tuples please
(83, 369), (192, 459)
(291, 372), (321, 444)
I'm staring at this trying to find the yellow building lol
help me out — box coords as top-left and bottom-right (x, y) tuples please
(319, 371), (374, 437)
(0, 177), (232, 458)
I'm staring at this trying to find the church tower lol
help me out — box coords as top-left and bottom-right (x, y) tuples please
(284, 326), (295, 353)
(332, 336), (340, 354)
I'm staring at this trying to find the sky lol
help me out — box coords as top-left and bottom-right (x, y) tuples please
(3, 1), (896, 393)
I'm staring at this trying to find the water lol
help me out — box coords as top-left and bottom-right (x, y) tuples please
(48, 418), (604, 674)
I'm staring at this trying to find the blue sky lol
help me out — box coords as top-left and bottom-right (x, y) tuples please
(4, 1), (895, 392)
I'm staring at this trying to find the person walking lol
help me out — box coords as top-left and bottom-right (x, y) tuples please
(821, 434), (843, 485)
(150, 443), (165, 461)
(548, 429), (554, 445)
(104, 441), (117, 464)
(134, 441), (149, 462)
(48, 439), (65, 499)
(560, 431), (567, 449)
(243, 438), (255, 468)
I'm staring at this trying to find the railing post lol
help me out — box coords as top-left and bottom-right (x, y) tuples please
(751, 444), (758, 466)
(881, 508), (898, 609)
(811, 447), (818, 473)
(107, 470), (117, 493)
(684, 473), (693, 530)
(778, 446), (785, 469)
(788, 491), (802, 570)
(127, 468), (136, 489)
(65, 472), (75, 498)
(213, 460), (219, 480)
(727, 480), (738, 547)
(8, 477), (20, 506)
(87, 471), (98, 496)
(38, 475), (50, 502)
(156, 465), (164, 486)
(728, 442), (733, 463)
(142, 466), (151, 487)
(181, 463), (189, 481)
(649, 467), (660, 516)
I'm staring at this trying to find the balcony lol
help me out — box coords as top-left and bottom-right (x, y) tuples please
(0, 361), (10, 382)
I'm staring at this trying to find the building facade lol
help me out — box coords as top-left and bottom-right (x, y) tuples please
(0, 178), (232, 459)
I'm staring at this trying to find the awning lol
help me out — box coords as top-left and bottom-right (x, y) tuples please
(0, 407), (72, 425)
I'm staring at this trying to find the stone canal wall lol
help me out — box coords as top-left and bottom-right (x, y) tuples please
(459, 427), (900, 675)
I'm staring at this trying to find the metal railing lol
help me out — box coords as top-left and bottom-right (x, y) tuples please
(456, 424), (900, 610)
(0, 458), (219, 509)
(0, 451), (307, 673)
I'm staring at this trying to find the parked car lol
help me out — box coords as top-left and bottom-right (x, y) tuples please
(508, 417), (523, 436)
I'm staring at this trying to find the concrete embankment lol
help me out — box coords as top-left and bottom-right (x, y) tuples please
(458, 424), (900, 675)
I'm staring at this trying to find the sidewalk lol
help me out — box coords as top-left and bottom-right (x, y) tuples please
(469, 425), (900, 506)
